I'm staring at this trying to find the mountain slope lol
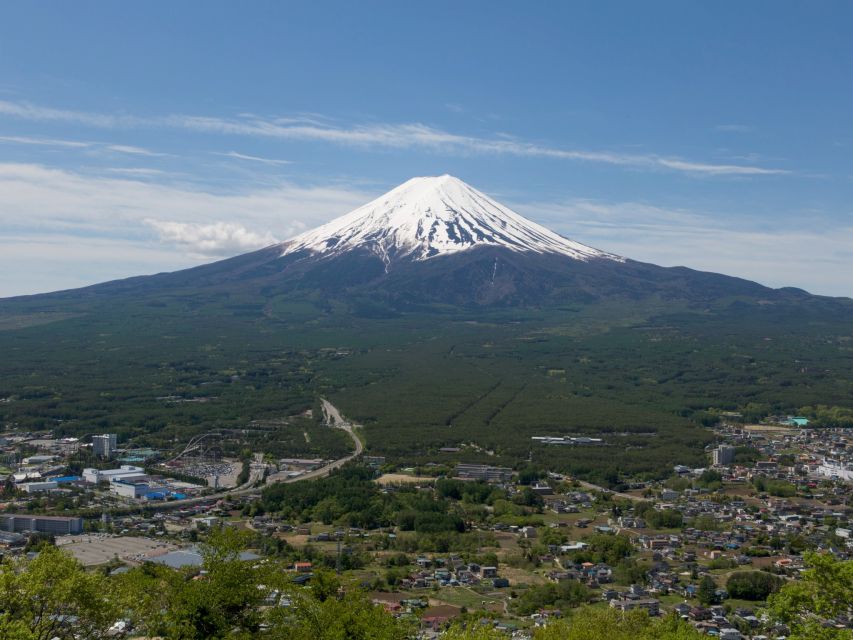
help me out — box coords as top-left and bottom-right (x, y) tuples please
(5, 174), (839, 310)
(281, 174), (621, 266)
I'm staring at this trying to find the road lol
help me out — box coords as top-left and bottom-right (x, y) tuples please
(137, 399), (362, 511)
(575, 479), (644, 502)
(281, 399), (363, 483)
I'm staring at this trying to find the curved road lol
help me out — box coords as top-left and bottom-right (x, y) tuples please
(141, 399), (362, 511)
(281, 399), (363, 483)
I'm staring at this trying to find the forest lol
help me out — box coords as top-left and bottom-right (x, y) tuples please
(1, 290), (852, 481)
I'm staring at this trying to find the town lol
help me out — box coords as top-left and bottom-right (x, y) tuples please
(1, 409), (850, 639)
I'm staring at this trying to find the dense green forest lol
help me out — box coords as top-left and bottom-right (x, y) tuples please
(1, 291), (851, 480)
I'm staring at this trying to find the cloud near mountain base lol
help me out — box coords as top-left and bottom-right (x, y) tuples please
(145, 219), (277, 257)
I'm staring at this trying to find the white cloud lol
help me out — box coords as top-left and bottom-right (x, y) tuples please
(0, 134), (91, 148)
(144, 219), (277, 256)
(105, 144), (167, 157)
(0, 99), (788, 177)
(0, 100), (134, 128)
(0, 162), (371, 295)
(515, 198), (853, 297)
(0, 133), (166, 157)
(0, 162), (368, 236)
(214, 151), (292, 166)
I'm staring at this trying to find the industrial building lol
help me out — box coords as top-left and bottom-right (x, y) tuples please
(20, 481), (58, 493)
(0, 514), (84, 535)
(110, 478), (153, 499)
(455, 463), (512, 483)
(82, 465), (144, 484)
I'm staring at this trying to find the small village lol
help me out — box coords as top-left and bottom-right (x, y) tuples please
(0, 415), (851, 638)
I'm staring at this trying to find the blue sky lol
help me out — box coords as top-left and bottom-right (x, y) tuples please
(1, 1), (852, 296)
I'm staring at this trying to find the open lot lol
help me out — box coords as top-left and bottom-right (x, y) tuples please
(375, 473), (435, 486)
(56, 534), (176, 567)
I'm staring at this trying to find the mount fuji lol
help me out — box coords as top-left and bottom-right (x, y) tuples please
(281, 174), (621, 266)
(2, 175), (836, 309)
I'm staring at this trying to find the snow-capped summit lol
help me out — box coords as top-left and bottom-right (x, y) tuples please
(281, 175), (621, 267)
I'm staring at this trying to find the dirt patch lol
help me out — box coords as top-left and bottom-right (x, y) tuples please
(376, 473), (435, 486)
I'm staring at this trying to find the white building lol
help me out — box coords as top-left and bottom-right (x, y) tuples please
(816, 459), (853, 482)
(21, 481), (58, 493)
(712, 445), (736, 466)
(92, 434), (118, 459)
(22, 455), (56, 465)
(82, 465), (144, 485)
(110, 479), (151, 499)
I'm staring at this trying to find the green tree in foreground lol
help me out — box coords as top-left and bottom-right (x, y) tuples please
(443, 608), (704, 639)
(0, 545), (119, 640)
(117, 528), (410, 640)
(768, 552), (853, 640)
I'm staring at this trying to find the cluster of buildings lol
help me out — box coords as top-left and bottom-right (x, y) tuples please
(0, 429), (210, 503)
(82, 464), (202, 500)
(712, 423), (852, 485)
(397, 555), (507, 590)
(531, 436), (604, 446)
(455, 463), (513, 483)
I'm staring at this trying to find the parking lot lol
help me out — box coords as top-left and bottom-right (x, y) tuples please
(56, 534), (177, 566)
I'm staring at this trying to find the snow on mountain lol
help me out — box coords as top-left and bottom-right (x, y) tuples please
(280, 175), (622, 268)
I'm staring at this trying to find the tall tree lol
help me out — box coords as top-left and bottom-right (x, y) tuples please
(697, 575), (718, 606)
(0, 546), (119, 640)
(768, 552), (853, 640)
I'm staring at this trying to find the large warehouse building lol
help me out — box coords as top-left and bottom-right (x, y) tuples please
(0, 514), (84, 535)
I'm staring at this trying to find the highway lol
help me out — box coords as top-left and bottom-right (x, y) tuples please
(141, 399), (362, 511)
(280, 399), (363, 483)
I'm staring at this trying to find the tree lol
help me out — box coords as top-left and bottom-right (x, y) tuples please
(768, 552), (853, 640)
(0, 545), (119, 640)
(119, 527), (280, 639)
(443, 607), (705, 639)
(697, 575), (718, 605)
(283, 589), (412, 640)
(725, 571), (782, 600)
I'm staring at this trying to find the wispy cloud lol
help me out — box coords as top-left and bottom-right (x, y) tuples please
(144, 219), (277, 256)
(105, 167), (167, 177)
(0, 134), (92, 148)
(0, 132), (166, 158)
(214, 150), (292, 166)
(0, 99), (788, 177)
(0, 100), (133, 127)
(105, 144), (167, 157)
